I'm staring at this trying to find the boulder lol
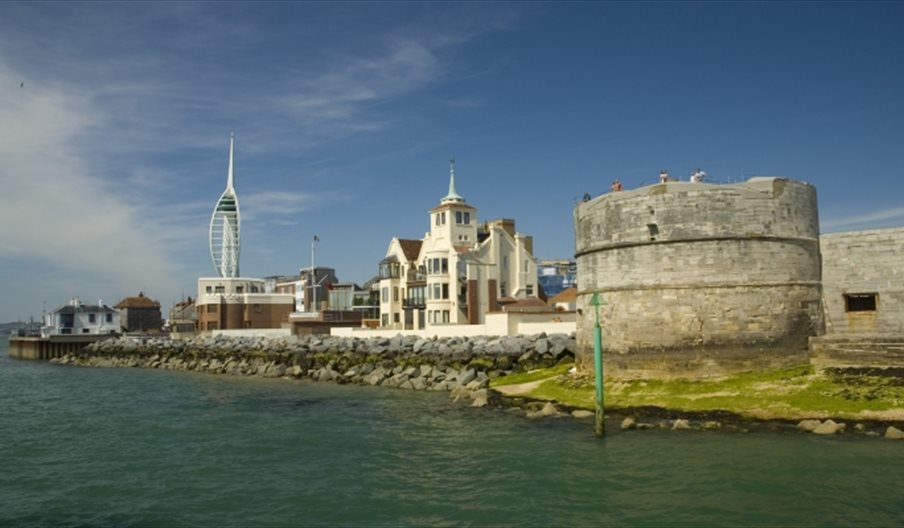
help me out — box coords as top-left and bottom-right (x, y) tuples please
(812, 420), (845, 435)
(526, 402), (560, 419)
(620, 417), (637, 430)
(470, 389), (489, 408)
(672, 419), (692, 431)
(410, 377), (427, 391)
(458, 369), (477, 386)
(364, 369), (386, 386)
(572, 410), (594, 419)
(797, 419), (822, 432)
(885, 426), (904, 440)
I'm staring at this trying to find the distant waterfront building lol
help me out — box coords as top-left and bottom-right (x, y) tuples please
(196, 277), (294, 331)
(42, 299), (120, 337)
(209, 133), (241, 278)
(378, 160), (540, 330)
(115, 292), (163, 332)
(537, 259), (576, 298)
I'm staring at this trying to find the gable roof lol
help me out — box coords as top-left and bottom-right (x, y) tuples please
(115, 293), (160, 309)
(397, 239), (423, 262)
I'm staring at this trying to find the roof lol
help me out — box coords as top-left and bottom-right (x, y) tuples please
(500, 297), (554, 313)
(53, 304), (117, 315)
(397, 239), (423, 262)
(115, 292), (160, 309)
(550, 287), (577, 304)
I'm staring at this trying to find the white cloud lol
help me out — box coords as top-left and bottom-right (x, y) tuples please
(821, 206), (904, 231)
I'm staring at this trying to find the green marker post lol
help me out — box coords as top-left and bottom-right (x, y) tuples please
(590, 292), (605, 437)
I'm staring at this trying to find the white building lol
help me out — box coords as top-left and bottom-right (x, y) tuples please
(42, 299), (120, 337)
(378, 160), (539, 330)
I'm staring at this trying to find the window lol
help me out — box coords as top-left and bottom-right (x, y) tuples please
(442, 283), (449, 300)
(394, 313), (400, 323)
(464, 212), (470, 224)
(433, 283), (442, 300)
(455, 211), (462, 224)
(214, 285), (225, 293)
(207, 304), (218, 313)
(441, 212), (446, 224)
(381, 287), (389, 303)
(381, 314), (389, 326)
(105, 313), (113, 323)
(206, 286), (212, 293)
(502, 256), (508, 270)
(442, 310), (450, 323)
(527, 285), (534, 296)
(844, 293), (877, 312)
(500, 283), (507, 297)
(207, 322), (218, 331)
(524, 260), (529, 272)
(236, 286), (244, 294)
(88, 313), (96, 323)
(253, 304), (262, 313)
(393, 287), (399, 302)
(82, 328), (90, 333)
(442, 258), (448, 274)
(435, 214), (441, 226)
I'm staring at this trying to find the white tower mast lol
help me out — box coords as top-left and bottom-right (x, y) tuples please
(209, 133), (241, 278)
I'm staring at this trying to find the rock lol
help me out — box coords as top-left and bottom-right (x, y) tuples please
(620, 417), (637, 430)
(812, 419), (845, 435)
(672, 419), (692, 431)
(470, 389), (488, 408)
(885, 426), (904, 440)
(410, 377), (427, 391)
(797, 419), (822, 432)
(450, 386), (471, 402)
(703, 421), (722, 430)
(458, 368), (477, 386)
(526, 402), (560, 419)
(364, 368), (386, 386)
(572, 410), (594, 419)
(636, 423), (655, 430)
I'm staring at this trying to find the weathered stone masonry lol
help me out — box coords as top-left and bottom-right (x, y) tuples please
(574, 178), (825, 378)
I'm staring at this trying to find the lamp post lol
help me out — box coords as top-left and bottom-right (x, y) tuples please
(311, 235), (319, 312)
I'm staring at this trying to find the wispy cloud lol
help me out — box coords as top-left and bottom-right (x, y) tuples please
(0, 60), (180, 295)
(822, 206), (904, 231)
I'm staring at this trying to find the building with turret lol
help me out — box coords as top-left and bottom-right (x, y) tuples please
(574, 176), (824, 378)
(378, 160), (540, 330)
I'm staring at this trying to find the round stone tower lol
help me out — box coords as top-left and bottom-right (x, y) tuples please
(573, 177), (824, 378)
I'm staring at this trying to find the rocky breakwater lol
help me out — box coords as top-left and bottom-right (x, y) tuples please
(52, 333), (576, 406)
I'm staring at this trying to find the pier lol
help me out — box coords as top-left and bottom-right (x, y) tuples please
(8, 335), (115, 360)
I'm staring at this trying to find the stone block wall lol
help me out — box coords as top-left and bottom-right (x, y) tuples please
(820, 227), (904, 334)
(574, 177), (823, 378)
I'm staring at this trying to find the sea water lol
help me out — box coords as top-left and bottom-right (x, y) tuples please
(1, 339), (902, 527)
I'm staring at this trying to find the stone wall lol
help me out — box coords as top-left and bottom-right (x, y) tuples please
(820, 227), (904, 335)
(53, 333), (576, 392)
(574, 177), (823, 378)
(810, 335), (904, 370)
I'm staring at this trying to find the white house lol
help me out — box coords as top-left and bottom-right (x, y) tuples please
(378, 160), (539, 330)
(42, 299), (120, 337)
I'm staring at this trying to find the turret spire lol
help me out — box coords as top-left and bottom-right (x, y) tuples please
(441, 157), (465, 204)
(226, 131), (235, 191)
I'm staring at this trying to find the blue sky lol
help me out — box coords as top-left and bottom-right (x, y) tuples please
(1, 1), (902, 322)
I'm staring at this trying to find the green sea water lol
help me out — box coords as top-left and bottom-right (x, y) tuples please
(1, 339), (903, 527)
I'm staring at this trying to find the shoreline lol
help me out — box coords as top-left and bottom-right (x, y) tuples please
(39, 333), (904, 439)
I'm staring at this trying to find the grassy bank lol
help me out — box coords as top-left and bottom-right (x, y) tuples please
(491, 364), (904, 422)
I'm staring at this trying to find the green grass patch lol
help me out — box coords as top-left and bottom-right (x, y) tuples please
(490, 363), (574, 388)
(500, 363), (904, 420)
